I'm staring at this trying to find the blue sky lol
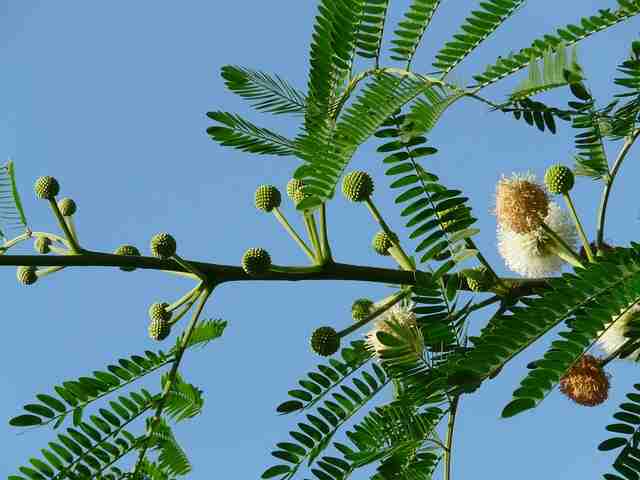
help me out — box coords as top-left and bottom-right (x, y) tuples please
(2, 1), (640, 478)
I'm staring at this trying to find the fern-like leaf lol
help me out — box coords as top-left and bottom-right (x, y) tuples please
(9, 350), (172, 429)
(0, 160), (28, 239)
(206, 111), (296, 156)
(472, 4), (640, 89)
(610, 41), (640, 139)
(220, 66), (307, 116)
(173, 319), (226, 352)
(162, 373), (204, 423)
(570, 91), (611, 181)
(389, 0), (442, 65)
(599, 382), (640, 480)
(152, 419), (191, 476)
(432, 0), (526, 77)
(354, 0), (391, 65)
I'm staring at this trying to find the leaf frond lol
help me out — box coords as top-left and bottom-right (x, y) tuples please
(389, 0), (442, 65)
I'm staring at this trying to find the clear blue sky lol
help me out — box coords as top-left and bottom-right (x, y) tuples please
(2, 1), (639, 478)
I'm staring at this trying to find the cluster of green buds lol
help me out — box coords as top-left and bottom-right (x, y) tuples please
(310, 326), (340, 357)
(148, 302), (172, 341)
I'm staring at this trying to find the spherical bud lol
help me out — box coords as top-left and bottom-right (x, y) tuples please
(342, 171), (374, 202)
(495, 172), (549, 234)
(17, 266), (37, 285)
(559, 354), (610, 406)
(57, 197), (77, 216)
(351, 298), (374, 321)
(254, 185), (281, 212)
(310, 326), (340, 357)
(114, 244), (141, 271)
(242, 248), (271, 276)
(150, 233), (176, 259)
(544, 164), (575, 195)
(286, 178), (305, 200)
(372, 231), (397, 256)
(34, 237), (52, 254)
(148, 318), (171, 341)
(148, 302), (172, 323)
(34, 176), (60, 200)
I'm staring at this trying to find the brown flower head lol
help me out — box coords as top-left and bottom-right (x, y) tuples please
(559, 354), (610, 407)
(495, 172), (549, 234)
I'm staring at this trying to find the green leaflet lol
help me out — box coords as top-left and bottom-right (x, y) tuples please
(262, 363), (388, 480)
(609, 42), (640, 140)
(389, 0), (442, 65)
(10, 390), (150, 480)
(0, 160), (28, 239)
(570, 93), (611, 181)
(152, 419), (192, 476)
(206, 111), (297, 157)
(599, 383), (640, 480)
(220, 65), (307, 116)
(432, 0), (526, 77)
(354, 0), (391, 64)
(276, 340), (372, 415)
(9, 349), (173, 429)
(162, 373), (204, 423)
(473, 3), (640, 88)
(172, 318), (227, 352)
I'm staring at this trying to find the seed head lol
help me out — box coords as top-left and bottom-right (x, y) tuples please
(148, 318), (171, 341)
(242, 248), (271, 276)
(342, 171), (374, 202)
(150, 233), (176, 259)
(351, 298), (374, 321)
(310, 326), (340, 357)
(495, 172), (549, 234)
(148, 302), (172, 323)
(559, 354), (610, 406)
(114, 244), (141, 271)
(254, 185), (281, 212)
(372, 231), (396, 256)
(544, 164), (575, 195)
(34, 237), (52, 254)
(57, 198), (77, 216)
(34, 176), (60, 200)
(17, 266), (38, 285)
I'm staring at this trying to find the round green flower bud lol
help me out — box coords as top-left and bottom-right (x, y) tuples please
(57, 197), (77, 216)
(254, 185), (281, 212)
(150, 233), (176, 259)
(114, 244), (141, 271)
(372, 231), (397, 256)
(34, 176), (60, 200)
(242, 248), (271, 276)
(34, 237), (52, 254)
(342, 171), (374, 202)
(17, 266), (37, 285)
(148, 302), (172, 323)
(310, 326), (340, 356)
(286, 178), (305, 200)
(148, 318), (171, 341)
(544, 164), (575, 195)
(351, 298), (374, 321)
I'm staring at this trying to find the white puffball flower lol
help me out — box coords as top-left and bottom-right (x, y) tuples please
(597, 302), (640, 361)
(497, 202), (577, 278)
(365, 300), (423, 361)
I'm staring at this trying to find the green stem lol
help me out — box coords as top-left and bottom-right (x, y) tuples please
(304, 211), (323, 264)
(467, 295), (501, 314)
(464, 238), (507, 290)
(596, 128), (640, 248)
(167, 282), (203, 312)
(444, 395), (460, 480)
(48, 199), (82, 253)
(563, 193), (593, 262)
(539, 221), (584, 269)
(132, 286), (213, 474)
(172, 254), (207, 281)
(318, 203), (332, 262)
(338, 289), (410, 338)
(65, 216), (79, 245)
(365, 198), (414, 271)
(270, 264), (326, 275)
(31, 231), (70, 248)
(272, 207), (316, 263)
(36, 266), (65, 278)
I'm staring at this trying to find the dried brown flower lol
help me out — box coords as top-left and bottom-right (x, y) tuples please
(559, 354), (610, 407)
(495, 173), (549, 234)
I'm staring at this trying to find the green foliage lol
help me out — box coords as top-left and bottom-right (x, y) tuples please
(295, 72), (436, 208)
(509, 44), (582, 101)
(599, 383), (640, 480)
(610, 42), (640, 139)
(0, 160), (28, 239)
(173, 319), (227, 352)
(220, 66), (307, 116)
(504, 97), (570, 134)
(162, 373), (204, 423)
(276, 340), (372, 414)
(151, 419), (192, 476)
(473, 4), (640, 88)
(9, 350), (173, 429)
(10, 389), (151, 480)
(263, 362), (388, 480)
(206, 111), (296, 156)
(354, 0), (391, 64)
(432, 0), (526, 77)
(492, 246), (640, 417)
(389, 0), (442, 65)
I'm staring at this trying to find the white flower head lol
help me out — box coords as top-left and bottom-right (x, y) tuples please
(494, 171), (549, 234)
(597, 302), (640, 361)
(497, 202), (577, 278)
(365, 300), (423, 361)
